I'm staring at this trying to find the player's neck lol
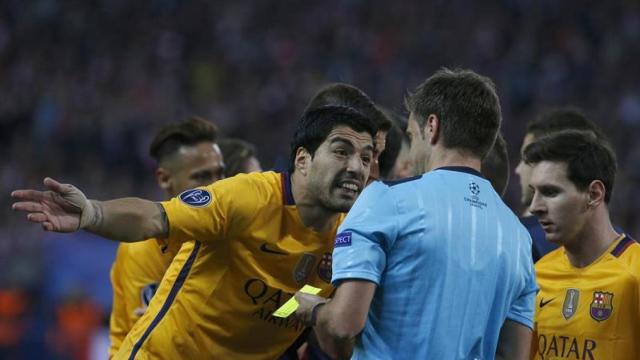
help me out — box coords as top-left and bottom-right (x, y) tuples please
(290, 172), (341, 233)
(297, 205), (341, 233)
(426, 147), (481, 173)
(564, 210), (619, 268)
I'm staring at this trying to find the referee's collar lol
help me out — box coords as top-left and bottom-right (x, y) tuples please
(434, 166), (483, 178)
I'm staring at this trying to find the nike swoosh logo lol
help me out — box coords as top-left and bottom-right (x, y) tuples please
(539, 298), (555, 308)
(260, 243), (288, 255)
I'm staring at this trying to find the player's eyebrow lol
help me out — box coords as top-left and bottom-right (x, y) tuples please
(330, 137), (374, 153)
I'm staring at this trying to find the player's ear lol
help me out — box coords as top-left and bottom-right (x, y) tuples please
(156, 167), (172, 192)
(425, 114), (440, 145)
(587, 180), (606, 209)
(294, 147), (311, 176)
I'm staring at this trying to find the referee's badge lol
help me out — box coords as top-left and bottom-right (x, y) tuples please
(317, 252), (332, 283)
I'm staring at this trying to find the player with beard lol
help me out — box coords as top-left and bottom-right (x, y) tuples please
(12, 105), (376, 359)
(305, 83), (391, 182)
(296, 69), (536, 359)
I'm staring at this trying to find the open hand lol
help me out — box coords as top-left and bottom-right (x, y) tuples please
(11, 177), (88, 232)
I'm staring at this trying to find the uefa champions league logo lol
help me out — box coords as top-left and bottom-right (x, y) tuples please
(464, 182), (486, 209)
(469, 182), (480, 196)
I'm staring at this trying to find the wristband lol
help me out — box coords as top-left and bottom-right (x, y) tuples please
(79, 200), (98, 230)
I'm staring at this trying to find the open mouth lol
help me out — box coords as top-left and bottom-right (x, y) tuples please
(336, 180), (361, 197)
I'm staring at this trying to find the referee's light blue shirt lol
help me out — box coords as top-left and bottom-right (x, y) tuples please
(332, 167), (537, 360)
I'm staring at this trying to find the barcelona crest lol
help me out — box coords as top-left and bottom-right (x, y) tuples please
(590, 291), (613, 322)
(317, 252), (332, 283)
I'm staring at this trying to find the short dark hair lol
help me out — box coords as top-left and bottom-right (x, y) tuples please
(523, 130), (617, 203)
(289, 105), (378, 172)
(481, 133), (510, 196)
(405, 68), (501, 159)
(378, 109), (409, 179)
(306, 83), (392, 132)
(149, 117), (219, 163)
(526, 107), (605, 140)
(218, 138), (258, 177)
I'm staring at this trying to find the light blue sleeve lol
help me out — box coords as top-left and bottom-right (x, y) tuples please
(506, 257), (538, 329)
(331, 182), (399, 286)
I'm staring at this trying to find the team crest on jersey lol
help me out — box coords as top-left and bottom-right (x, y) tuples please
(294, 253), (316, 285)
(590, 291), (613, 322)
(562, 288), (580, 320)
(179, 189), (212, 207)
(317, 252), (332, 283)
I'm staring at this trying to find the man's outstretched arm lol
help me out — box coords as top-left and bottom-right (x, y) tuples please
(12, 177), (168, 242)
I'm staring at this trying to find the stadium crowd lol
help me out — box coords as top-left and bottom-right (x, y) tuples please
(2, 0), (640, 358)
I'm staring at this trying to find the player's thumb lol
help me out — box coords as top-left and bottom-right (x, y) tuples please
(44, 177), (88, 212)
(43, 177), (65, 193)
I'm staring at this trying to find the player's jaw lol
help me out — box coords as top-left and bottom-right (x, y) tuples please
(537, 217), (562, 242)
(325, 173), (365, 212)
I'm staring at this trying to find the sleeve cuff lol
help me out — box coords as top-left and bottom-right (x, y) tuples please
(332, 270), (381, 287)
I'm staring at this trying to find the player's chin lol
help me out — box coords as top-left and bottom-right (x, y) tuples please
(544, 231), (564, 245)
(326, 196), (357, 213)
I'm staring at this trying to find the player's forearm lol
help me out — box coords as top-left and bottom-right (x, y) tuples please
(83, 198), (167, 242)
(495, 320), (532, 360)
(314, 305), (357, 359)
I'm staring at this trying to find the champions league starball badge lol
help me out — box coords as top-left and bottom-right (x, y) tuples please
(179, 189), (212, 207)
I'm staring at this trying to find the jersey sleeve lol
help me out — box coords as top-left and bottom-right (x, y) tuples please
(331, 182), (398, 286)
(161, 174), (263, 245)
(506, 255), (538, 329)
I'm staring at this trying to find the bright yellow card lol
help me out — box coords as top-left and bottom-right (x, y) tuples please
(272, 285), (322, 318)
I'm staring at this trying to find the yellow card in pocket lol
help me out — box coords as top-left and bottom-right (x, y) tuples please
(272, 285), (322, 318)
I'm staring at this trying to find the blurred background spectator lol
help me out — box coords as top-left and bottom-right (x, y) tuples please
(2, 1), (639, 358)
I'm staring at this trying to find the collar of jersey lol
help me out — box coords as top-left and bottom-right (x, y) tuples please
(564, 233), (627, 271)
(281, 172), (295, 205)
(434, 166), (483, 178)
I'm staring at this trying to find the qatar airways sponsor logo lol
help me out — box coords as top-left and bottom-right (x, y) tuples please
(243, 278), (305, 331)
(535, 333), (597, 360)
